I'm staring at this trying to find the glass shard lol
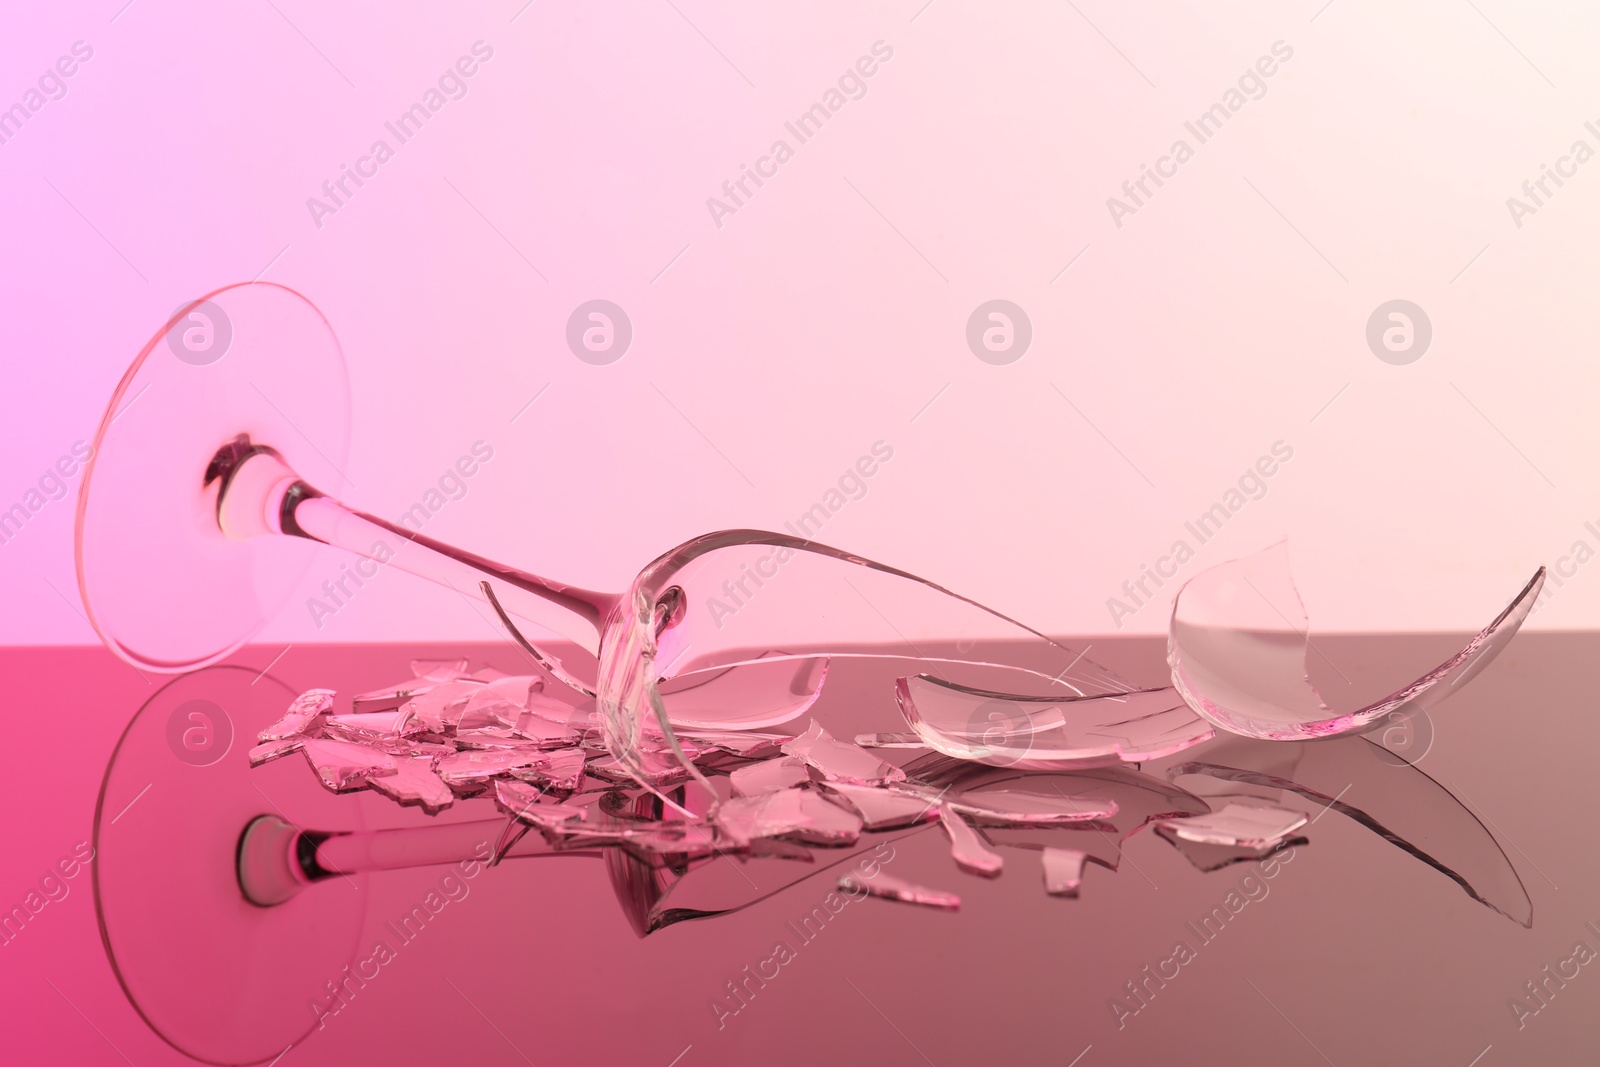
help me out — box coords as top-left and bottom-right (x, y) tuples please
(1154, 802), (1308, 849)
(351, 677), (451, 713)
(854, 732), (930, 750)
(410, 658), (471, 682)
(511, 712), (585, 748)
(839, 870), (961, 910)
(943, 787), (1117, 826)
(258, 688), (334, 742)
(939, 803), (1004, 876)
(299, 738), (397, 792)
(323, 709), (421, 744)
(714, 788), (863, 847)
(1169, 542), (1544, 740)
(781, 721), (907, 787)
(435, 748), (548, 789)
(1041, 847), (1088, 897)
(676, 729), (794, 759)
(247, 738), (304, 768)
(728, 756), (812, 797)
(403, 680), (483, 733)
(898, 677), (1213, 768)
(509, 747), (588, 795)
(366, 756), (454, 815)
(459, 676), (543, 731)
(817, 781), (940, 830)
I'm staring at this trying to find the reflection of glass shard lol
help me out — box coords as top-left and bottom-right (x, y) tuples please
(840, 871), (961, 911)
(258, 688), (333, 742)
(781, 721), (907, 787)
(1169, 542), (1543, 740)
(1154, 830), (1306, 873)
(898, 677), (1213, 768)
(1168, 734), (1534, 926)
(1041, 847), (1088, 897)
(1154, 802), (1308, 848)
(939, 803), (1004, 876)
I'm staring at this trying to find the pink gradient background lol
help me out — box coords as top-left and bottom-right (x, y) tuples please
(4, 4), (1600, 1061)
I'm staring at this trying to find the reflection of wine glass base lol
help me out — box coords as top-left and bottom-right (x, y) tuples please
(94, 667), (368, 1066)
(76, 282), (350, 672)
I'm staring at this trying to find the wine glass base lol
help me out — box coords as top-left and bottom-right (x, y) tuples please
(76, 281), (351, 673)
(94, 666), (369, 1065)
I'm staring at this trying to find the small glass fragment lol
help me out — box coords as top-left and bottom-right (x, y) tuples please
(839, 871), (960, 911)
(1169, 543), (1544, 741)
(258, 688), (334, 742)
(854, 732), (930, 750)
(817, 782), (940, 830)
(1169, 736), (1533, 925)
(586, 751), (694, 789)
(1041, 847), (1088, 897)
(939, 803), (1004, 877)
(1154, 802), (1308, 849)
(715, 788), (863, 847)
(435, 748), (548, 787)
(676, 730), (793, 759)
(300, 738), (397, 792)
(459, 676), (543, 730)
(1154, 830), (1306, 872)
(728, 756), (811, 797)
(323, 709), (420, 744)
(247, 738), (304, 767)
(403, 680), (482, 733)
(367, 756), (454, 815)
(781, 721), (907, 787)
(511, 712), (584, 748)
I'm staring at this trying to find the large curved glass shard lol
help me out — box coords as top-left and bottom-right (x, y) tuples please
(1168, 734), (1533, 926)
(598, 531), (1133, 794)
(896, 676), (1213, 768)
(1168, 542), (1543, 740)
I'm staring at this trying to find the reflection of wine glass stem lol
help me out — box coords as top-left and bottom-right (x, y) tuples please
(211, 437), (617, 666)
(239, 814), (600, 906)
